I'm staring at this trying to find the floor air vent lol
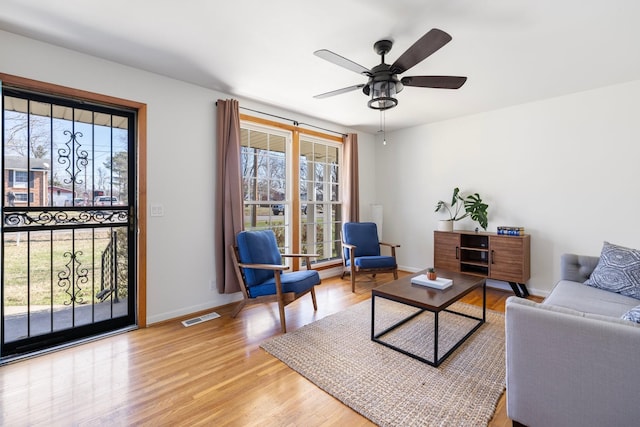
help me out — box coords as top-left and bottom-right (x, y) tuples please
(181, 312), (220, 327)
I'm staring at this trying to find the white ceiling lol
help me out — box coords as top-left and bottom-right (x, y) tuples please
(1, 0), (640, 133)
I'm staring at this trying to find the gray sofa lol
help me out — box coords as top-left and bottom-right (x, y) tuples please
(505, 253), (640, 427)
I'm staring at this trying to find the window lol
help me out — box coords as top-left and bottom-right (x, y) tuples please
(240, 117), (343, 265)
(8, 170), (34, 189)
(13, 192), (33, 202)
(13, 171), (28, 188)
(300, 136), (342, 261)
(240, 124), (289, 252)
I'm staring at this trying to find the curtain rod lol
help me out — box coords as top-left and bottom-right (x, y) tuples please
(237, 105), (348, 137)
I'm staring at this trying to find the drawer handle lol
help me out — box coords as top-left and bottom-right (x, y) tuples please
(456, 246), (459, 260)
(491, 250), (495, 264)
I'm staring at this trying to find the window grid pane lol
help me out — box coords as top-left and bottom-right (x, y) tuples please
(240, 127), (289, 253)
(300, 136), (342, 263)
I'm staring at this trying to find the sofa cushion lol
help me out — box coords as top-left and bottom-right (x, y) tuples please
(622, 305), (640, 323)
(584, 241), (640, 299)
(544, 280), (640, 318)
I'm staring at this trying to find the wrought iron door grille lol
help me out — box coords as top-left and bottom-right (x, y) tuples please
(3, 207), (129, 230)
(2, 86), (136, 358)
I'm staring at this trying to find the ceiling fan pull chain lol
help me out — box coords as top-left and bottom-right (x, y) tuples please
(383, 110), (387, 145)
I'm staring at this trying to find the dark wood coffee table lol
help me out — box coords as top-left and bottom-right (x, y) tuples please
(371, 270), (486, 367)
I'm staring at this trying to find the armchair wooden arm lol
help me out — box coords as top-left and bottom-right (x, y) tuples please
(379, 242), (400, 248)
(342, 243), (356, 256)
(342, 243), (357, 263)
(282, 253), (320, 270)
(237, 262), (289, 271)
(236, 262), (290, 304)
(379, 241), (400, 257)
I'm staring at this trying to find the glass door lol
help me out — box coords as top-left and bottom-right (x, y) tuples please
(1, 87), (137, 358)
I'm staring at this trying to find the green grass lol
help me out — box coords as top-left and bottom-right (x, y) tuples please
(3, 229), (114, 306)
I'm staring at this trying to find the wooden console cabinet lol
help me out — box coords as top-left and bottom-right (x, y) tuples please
(434, 230), (531, 297)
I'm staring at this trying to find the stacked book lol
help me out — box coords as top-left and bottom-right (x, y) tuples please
(411, 274), (453, 290)
(497, 226), (525, 236)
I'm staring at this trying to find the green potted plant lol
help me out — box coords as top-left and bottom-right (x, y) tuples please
(435, 187), (489, 231)
(426, 267), (437, 281)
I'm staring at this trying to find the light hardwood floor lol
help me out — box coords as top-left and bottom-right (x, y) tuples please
(0, 272), (541, 426)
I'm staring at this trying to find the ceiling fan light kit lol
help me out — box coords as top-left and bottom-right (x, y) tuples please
(314, 29), (467, 111)
(367, 79), (400, 110)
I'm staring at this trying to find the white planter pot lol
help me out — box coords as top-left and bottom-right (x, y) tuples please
(438, 220), (454, 232)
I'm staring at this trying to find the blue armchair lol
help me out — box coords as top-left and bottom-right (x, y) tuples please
(341, 222), (400, 292)
(230, 229), (320, 333)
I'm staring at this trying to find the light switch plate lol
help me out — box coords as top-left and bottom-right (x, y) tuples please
(150, 204), (164, 217)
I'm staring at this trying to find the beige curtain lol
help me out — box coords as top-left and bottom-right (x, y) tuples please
(214, 99), (243, 293)
(343, 133), (359, 222)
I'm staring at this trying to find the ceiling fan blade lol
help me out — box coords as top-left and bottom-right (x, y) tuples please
(401, 75), (467, 89)
(313, 84), (366, 99)
(391, 29), (452, 74)
(314, 49), (371, 75)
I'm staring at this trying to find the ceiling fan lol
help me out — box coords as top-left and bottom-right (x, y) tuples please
(313, 29), (467, 110)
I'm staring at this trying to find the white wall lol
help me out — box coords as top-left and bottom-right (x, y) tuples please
(376, 80), (640, 295)
(0, 30), (377, 323)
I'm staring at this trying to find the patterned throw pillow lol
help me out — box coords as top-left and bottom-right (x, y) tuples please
(622, 305), (640, 323)
(584, 241), (640, 299)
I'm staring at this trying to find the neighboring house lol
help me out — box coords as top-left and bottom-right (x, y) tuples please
(49, 185), (74, 206)
(3, 156), (49, 206)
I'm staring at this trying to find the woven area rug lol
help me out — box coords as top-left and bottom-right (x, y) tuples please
(260, 299), (506, 427)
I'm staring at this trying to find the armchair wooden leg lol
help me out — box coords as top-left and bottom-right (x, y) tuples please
(393, 269), (398, 280)
(310, 287), (318, 311)
(351, 268), (356, 293)
(277, 298), (287, 333)
(231, 300), (247, 318)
